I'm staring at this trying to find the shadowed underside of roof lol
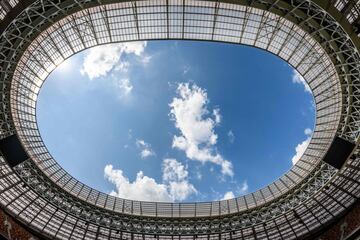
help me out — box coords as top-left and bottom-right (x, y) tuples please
(0, 0), (359, 239)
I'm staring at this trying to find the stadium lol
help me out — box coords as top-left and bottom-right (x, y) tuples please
(0, 0), (360, 239)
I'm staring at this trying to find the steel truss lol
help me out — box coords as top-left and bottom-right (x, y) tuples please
(0, 0), (359, 239)
(12, 159), (337, 235)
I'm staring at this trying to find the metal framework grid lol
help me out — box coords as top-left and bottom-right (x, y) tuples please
(0, 0), (359, 239)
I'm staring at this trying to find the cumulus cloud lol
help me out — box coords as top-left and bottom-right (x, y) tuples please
(291, 128), (312, 165)
(162, 159), (197, 201)
(104, 165), (170, 201)
(104, 159), (196, 202)
(292, 70), (311, 93)
(136, 139), (155, 159)
(169, 83), (233, 176)
(168, 181), (196, 202)
(80, 41), (147, 79)
(222, 191), (235, 200)
(162, 158), (188, 181)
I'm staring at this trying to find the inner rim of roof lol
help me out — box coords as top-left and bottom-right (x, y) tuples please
(8, 1), (342, 212)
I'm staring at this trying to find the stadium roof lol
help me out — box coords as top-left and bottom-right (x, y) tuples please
(0, 0), (360, 239)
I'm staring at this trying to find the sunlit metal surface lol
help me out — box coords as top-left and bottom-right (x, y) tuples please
(0, 0), (360, 239)
(11, 0), (343, 215)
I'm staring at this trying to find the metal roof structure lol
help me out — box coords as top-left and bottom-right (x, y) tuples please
(0, 0), (359, 239)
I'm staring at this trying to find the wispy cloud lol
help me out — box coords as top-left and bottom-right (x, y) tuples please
(183, 65), (190, 75)
(292, 70), (311, 93)
(136, 139), (155, 159)
(117, 78), (133, 97)
(220, 180), (248, 200)
(227, 130), (235, 143)
(114, 61), (130, 73)
(169, 83), (233, 176)
(213, 108), (221, 124)
(291, 128), (312, 165)
(141, 55), (152, 64)
(238, 180), (248, 193)
(104, 159), (196, 201)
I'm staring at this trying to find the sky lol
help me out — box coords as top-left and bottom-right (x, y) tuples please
(37, 40), (315, 202)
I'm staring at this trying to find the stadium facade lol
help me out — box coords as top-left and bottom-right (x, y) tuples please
(0, 0), (360, 239)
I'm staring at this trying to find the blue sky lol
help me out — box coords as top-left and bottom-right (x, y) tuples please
(37, 40), (314, 202)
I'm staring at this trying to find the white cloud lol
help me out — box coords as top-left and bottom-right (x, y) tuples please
(128, 129), (133, 139)
(168, 181), (196, 202)
(238, 180), (248, 194)
(117, 78), (133, 96)
(227, 130), (235, 143)
(291, 128), (312, 165)
(141, 55), (152, 64)
(169, 83), (233, 176)
(222, 191), (235, 200)
(115, 61), (130, 72)
(80, 41), (147, 79)
(140, 149), (153, 158)
(292, 70), (311, 93)
(104, 159), (196, 202)
(162, 158), (188, 181)
(221, 180), (248, 200)
(104, 165), (171, 202)
(122, 41), (147, 56)
(136, 139), (155, 159)
(56, 57), (72, 72)
(304, 128), (312, 135)
(162, 159), (197, 201)
(183, 65), (190, 75)
(213, 108), (221, 124)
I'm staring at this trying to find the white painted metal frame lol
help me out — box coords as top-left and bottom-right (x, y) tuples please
(0, 0), (359, 239)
